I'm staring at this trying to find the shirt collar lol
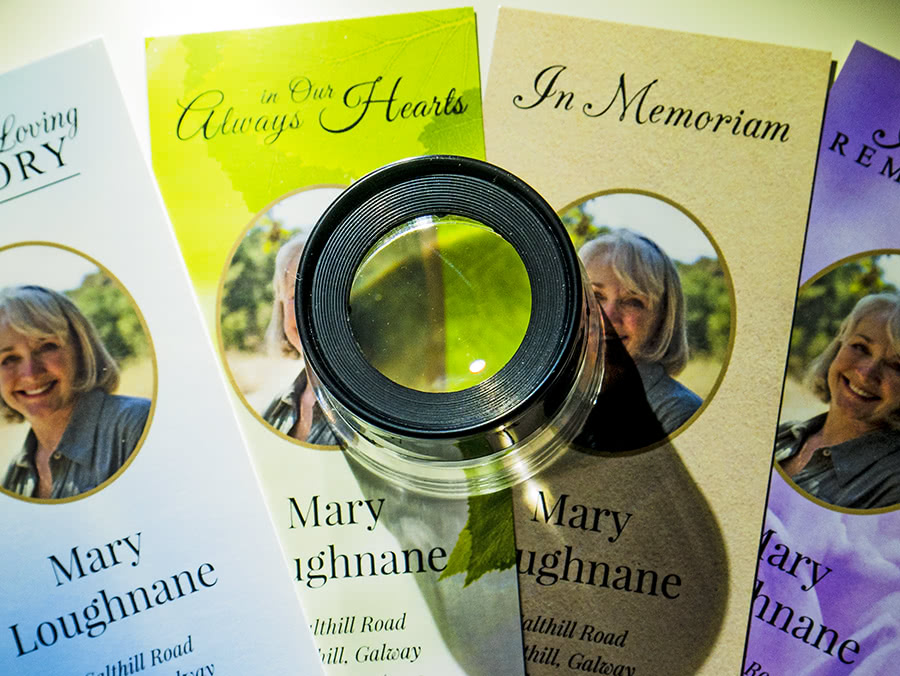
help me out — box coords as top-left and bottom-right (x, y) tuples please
(828, 426), (900, 486)
(774, 413), (826, 463)
(636, 361), (666, 390)
(10, 439), (33, 470)
(781, 413), (827, 444)
(25, 389), (106, 468)
(778, 412), (900, 486)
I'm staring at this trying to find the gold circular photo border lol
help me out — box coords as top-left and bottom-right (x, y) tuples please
(774, 248), (900, 515)
(0, 241), (157, 505)
(560, 188), (736, 456)
(216, 185), (346, 451)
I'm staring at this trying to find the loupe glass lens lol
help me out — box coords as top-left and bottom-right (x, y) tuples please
(349, 215), (531, 393)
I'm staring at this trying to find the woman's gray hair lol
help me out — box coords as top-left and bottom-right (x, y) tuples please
(264, 234), (306, 358)
(579, 228), (689, 375)
(806, 293), (900, 421)
(0, 285), (119, 423)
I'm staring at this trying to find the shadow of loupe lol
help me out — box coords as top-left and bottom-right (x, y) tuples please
(344, 454), (525, 676)
(574, 330), (666, 453)
(513, 317), (728, 675)
(333, 313), (727, 676)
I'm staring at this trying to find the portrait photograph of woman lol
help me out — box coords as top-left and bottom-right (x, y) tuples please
(776, 252), (900, 511)
(563, 190), (732, 447)
(220, 186), (343, 446)
(0, 244), (154, 502)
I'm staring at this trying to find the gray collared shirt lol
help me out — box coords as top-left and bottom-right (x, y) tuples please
(3, 388), (150, 499)
(262, 369), (339, 446)
(775, 413), (900, 509)
(637, 361), (703, 435)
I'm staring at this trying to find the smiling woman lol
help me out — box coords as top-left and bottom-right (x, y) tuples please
(777, 292), (900, 510)
(0, 285), (151, 501)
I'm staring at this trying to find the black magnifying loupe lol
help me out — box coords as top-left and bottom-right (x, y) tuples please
(296, 155), (604, 496)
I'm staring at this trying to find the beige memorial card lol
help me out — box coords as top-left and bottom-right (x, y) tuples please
(483, 9), (832, 675)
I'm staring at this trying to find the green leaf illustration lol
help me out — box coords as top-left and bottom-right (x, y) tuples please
(441, 489), (516, 586)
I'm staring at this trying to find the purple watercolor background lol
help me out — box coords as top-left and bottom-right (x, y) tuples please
(802, 42), (900, 284)
(745, 43), (900, 675)
(746, 474), (900, 675)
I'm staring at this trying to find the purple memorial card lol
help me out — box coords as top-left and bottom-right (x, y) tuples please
(743, 42), (900, 676)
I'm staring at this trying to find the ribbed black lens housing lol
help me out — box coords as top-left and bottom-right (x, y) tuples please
(296, 155), (602, 494)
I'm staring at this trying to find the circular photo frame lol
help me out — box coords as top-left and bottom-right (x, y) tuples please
(775, 250), (900, 513)
(562, 190), (734, 451)
(0, 242), (155, 503)
(218, 185), (345, 448)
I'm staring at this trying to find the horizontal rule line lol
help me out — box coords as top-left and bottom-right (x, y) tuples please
(0, 173), (81, 205)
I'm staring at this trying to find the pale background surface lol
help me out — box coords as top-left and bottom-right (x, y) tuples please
(1, 0), (899, 163)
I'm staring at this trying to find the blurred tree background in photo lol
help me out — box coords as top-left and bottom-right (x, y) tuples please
(67, 272), (150, 366)
(220, 216), (295, 353)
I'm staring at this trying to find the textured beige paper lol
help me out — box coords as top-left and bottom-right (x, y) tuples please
(485, 9), (831, 675)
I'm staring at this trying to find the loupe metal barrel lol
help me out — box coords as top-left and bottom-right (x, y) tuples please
(296, 155), (604, 496)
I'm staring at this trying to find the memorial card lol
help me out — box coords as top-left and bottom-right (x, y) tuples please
(744, 41), (900, 676)
(0, 41), (321, 675)
(147, 10), (525, 675)
(483, 9), (831, 674)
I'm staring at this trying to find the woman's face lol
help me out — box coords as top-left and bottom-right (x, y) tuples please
(280, 247), (304, 355)
(0, 322), (78, 424)
(585, 257), (657, 360)
(827, 310), (900, 430)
